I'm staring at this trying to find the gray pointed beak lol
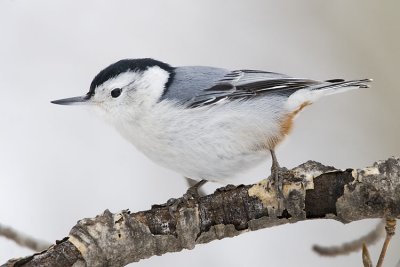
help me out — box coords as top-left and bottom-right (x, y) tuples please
(51, 95), (90, 105)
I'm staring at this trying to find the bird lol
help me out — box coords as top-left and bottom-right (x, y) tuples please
(52, 58), (371, 196)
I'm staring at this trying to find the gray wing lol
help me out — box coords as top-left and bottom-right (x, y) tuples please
(161, 66), (230, 103)
(161, 66), (321, 108)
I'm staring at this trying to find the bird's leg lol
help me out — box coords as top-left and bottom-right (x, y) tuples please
(167, 179), (207, 216)
(270, 149), (284, 192)
(183, 179), (207, 200)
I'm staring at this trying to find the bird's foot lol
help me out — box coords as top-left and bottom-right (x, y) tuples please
(268, 149), (288, 198)
(167, 179), (207, 217)
(269, 165), (288, 198)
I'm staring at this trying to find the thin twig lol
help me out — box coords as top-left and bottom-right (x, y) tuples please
(376, 218), (396, 267)
(313, 220), (385, 256)
(362, 243), (373, 267)
(0, 223), (51, 251)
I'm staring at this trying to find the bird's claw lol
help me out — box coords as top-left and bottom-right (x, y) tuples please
(270, 165), (287, 198)
(167, 179), (207, 217)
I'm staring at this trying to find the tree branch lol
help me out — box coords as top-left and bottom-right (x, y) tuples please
(2, 157), (400, 267)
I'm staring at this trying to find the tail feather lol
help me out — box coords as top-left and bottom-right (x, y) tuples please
(313, 78), (372, 95)
(286, 78), (372, 111)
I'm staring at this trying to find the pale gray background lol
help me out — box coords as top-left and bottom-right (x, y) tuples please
(1, 0), (399, 266)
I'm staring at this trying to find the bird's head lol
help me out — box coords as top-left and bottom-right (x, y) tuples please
(51, 58), (175, 120)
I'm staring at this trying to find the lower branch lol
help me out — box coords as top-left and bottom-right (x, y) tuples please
(2, 157), (400, 267)
(0, 223), (51, 252)
(313, 220), (385, 256)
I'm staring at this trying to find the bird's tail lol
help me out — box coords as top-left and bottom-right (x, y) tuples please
(286, 78), (372, 111)
(312, 78), (372, 96)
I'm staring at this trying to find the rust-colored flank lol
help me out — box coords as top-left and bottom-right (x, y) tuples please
(279, 101), (312, 137)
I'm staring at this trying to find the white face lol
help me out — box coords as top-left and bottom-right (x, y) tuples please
(89, 71), (141, 118)
(52, 66), (171, 123)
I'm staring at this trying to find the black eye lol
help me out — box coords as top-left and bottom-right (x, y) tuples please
(111, 88), (122, 98)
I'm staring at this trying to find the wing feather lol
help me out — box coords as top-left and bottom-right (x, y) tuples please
(187, 70), (320, 108)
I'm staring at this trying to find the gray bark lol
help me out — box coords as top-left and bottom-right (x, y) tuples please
(2, 157), (400, 267)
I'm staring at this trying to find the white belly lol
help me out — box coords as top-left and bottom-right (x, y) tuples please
(113, 98), (285, 183)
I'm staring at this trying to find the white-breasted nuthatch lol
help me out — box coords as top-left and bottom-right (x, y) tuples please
(52, 58), (371, 192)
